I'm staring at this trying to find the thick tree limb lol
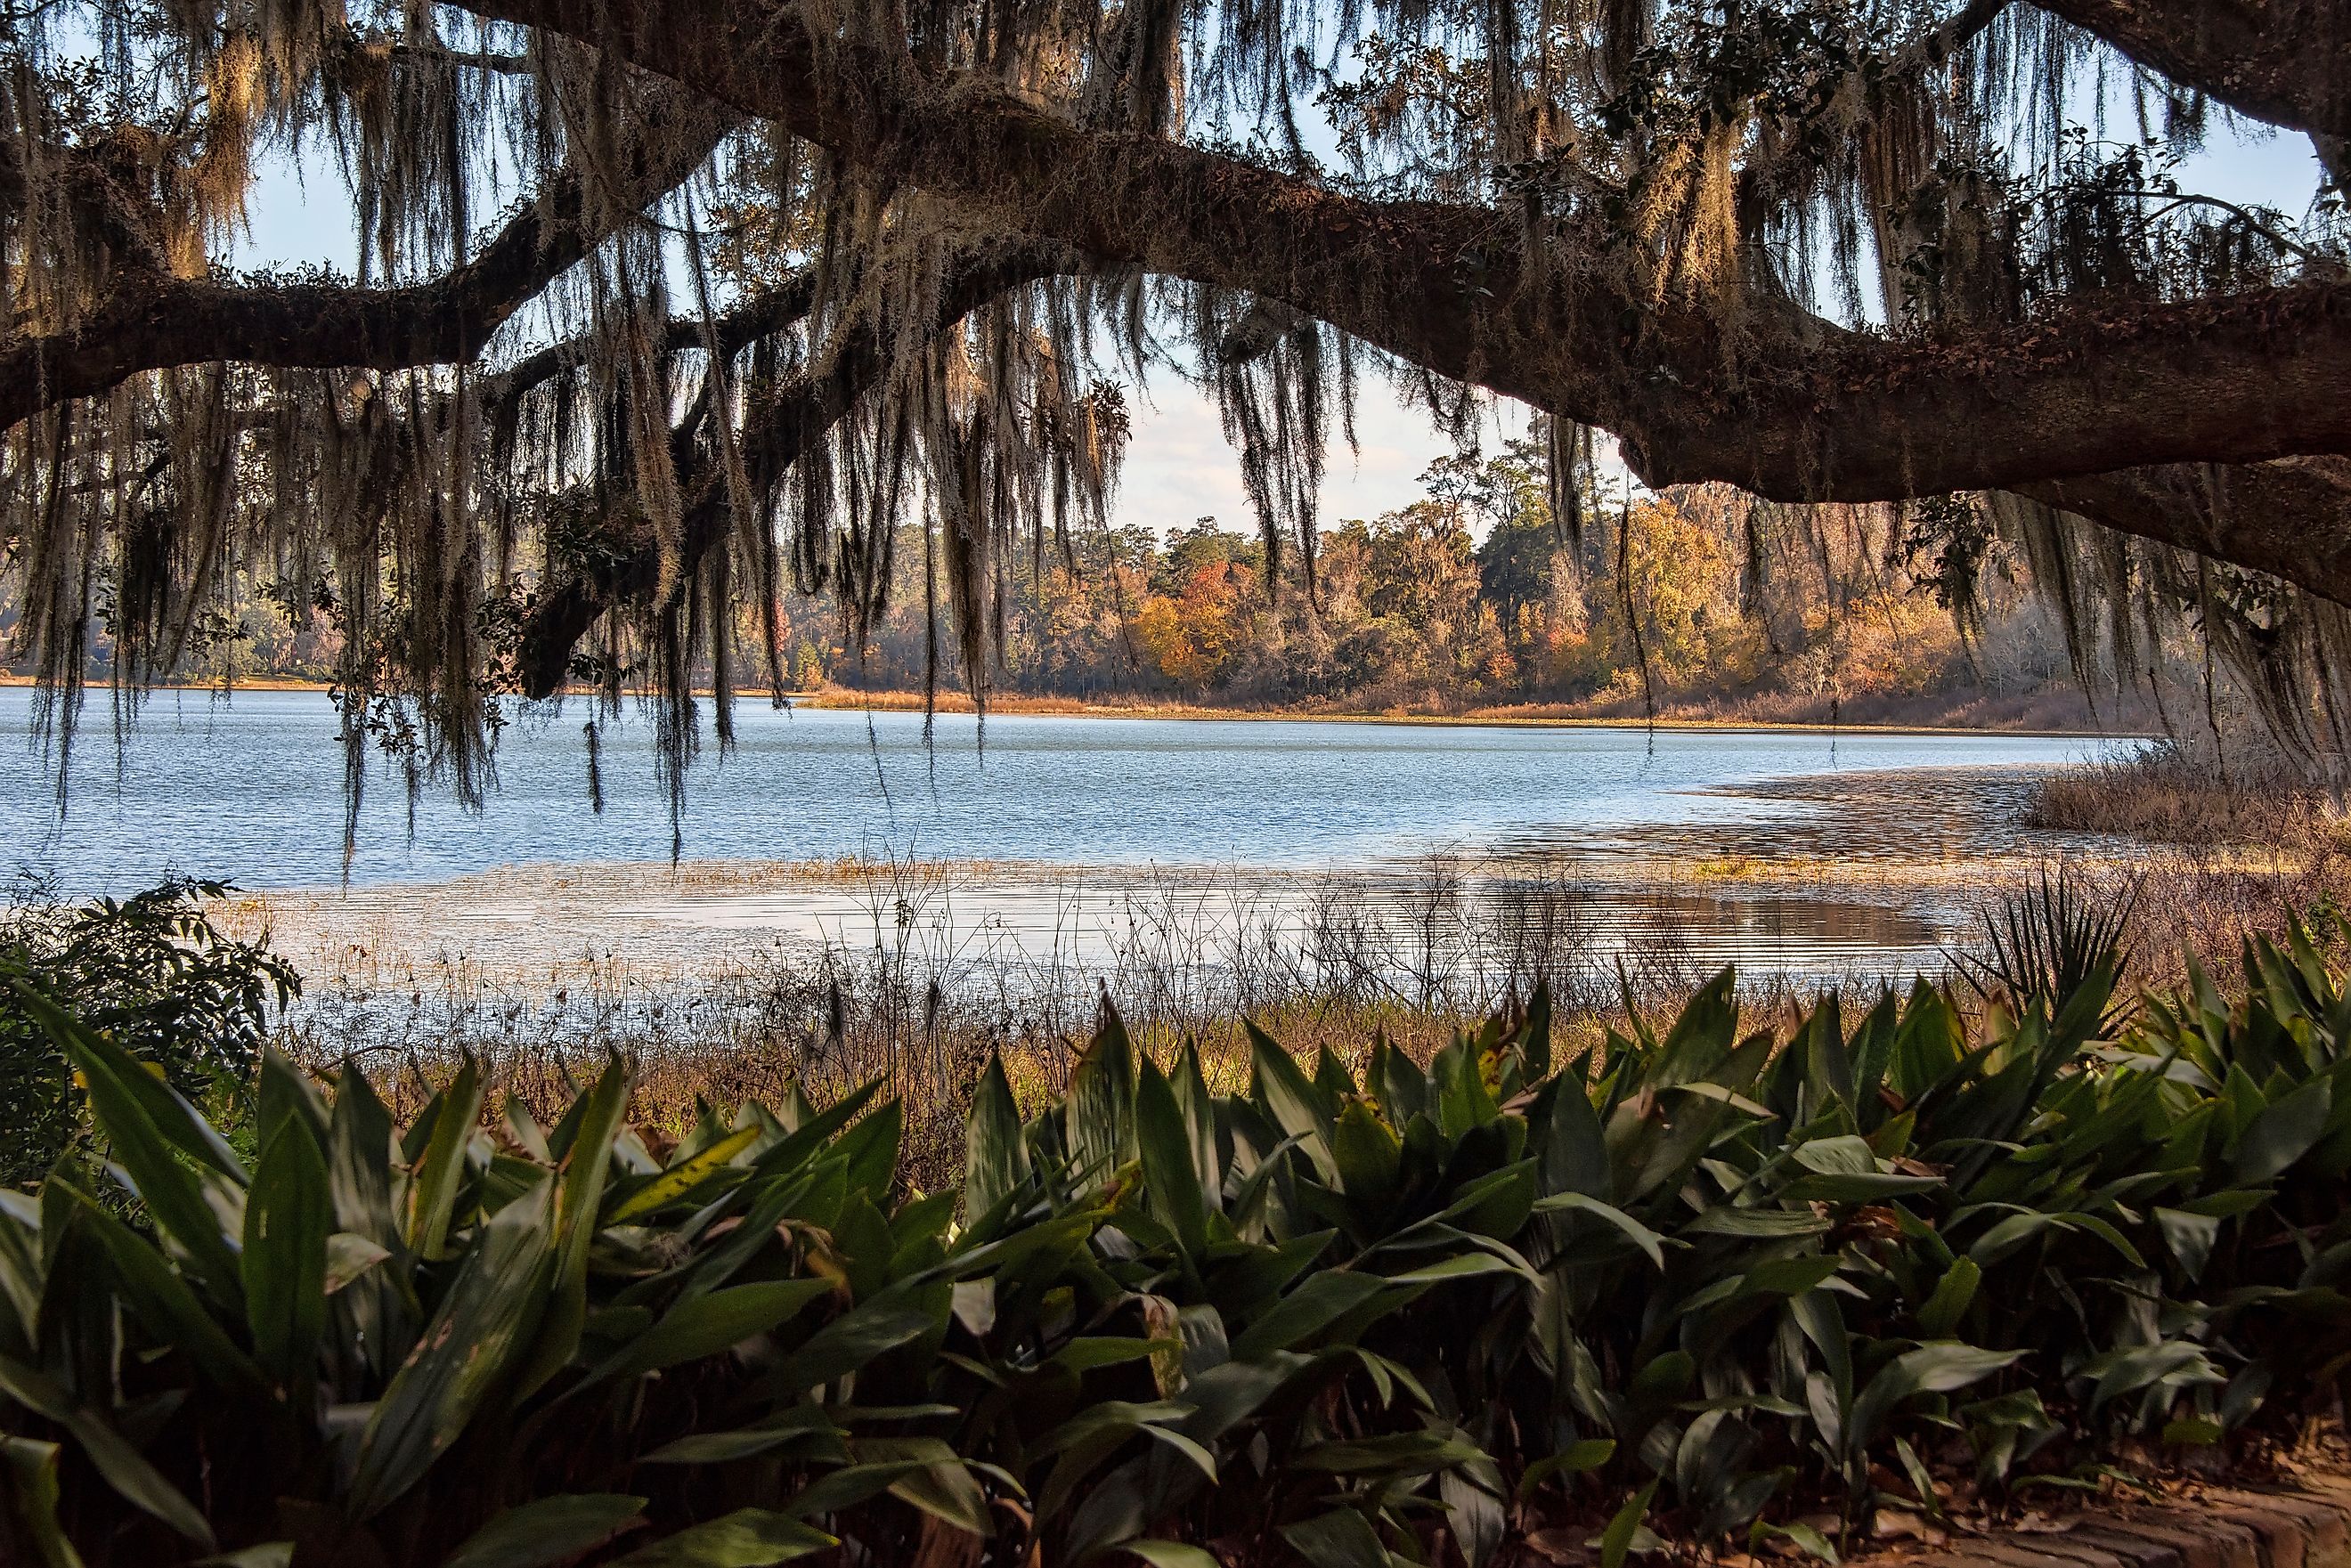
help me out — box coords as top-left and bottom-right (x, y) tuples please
(0, 94), (734, 430)
(2029, 0), (2351, 142)
(482, 268), (824, 418)
(2015, 458), (2351, 604)
(446, 0), (2351, 523)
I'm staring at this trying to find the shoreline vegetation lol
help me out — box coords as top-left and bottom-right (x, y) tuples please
(0, 670), (2148, 740)
(139, 742), (2334, 1190)
(2, 872), (2347, 1568)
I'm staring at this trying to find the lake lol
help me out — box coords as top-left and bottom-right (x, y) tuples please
(0, 688), (2132, 995)
(0, 687), (2114, 891)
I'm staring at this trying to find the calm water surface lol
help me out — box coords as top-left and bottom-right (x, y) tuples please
(0, 687), (2113, 893)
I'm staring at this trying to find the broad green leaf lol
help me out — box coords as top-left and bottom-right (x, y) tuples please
(753, 1081), (882, 1180)
(835, 1101), (903, 1199)
(1681, 1207), (1831, 1239)
(1226, 1270), (1390, 1361)
(445, 1494), (648, 1568)
(609, 1127), (760, 1222)
(1537, 1072), (1611, 1200)
(1847, 1343), (2021, 1455)
(608, 1510), (835, 1567)
(1293, 1429), (1487, 1475)
(1050, 1336), (1165, 1374)
(639, 1405), (842, 1466)
(1534, 1191), (1667, 1267)
(1121, 1543), (1222, 1568)
(1382, 1252), (1521, 1286)
(348, 1177), (556, 1517)
(56, 1182), (265, 1393)
(1792, 1135), (1878, 1176)
(325, 1231), (393, 1295)
(1280, 1509), (1389, 1568)
(327, 1066), (400, 1247)
(41, 1002), (240, 1299)
(256, 1047), (330, 1150)
(1249, 1022), (1337, 1182)
(1916, 1257), (1981, 1339)
(1517, 1438), (1617, 1500)
(587, 1280), (832, 1386)
(516, 1054), (630, 1396)
(2232, 1076), (2332, 1183)
(2083, 1341), (2221, 1412)
(243, 1117), (329, 1393)
(2155, 1207), (2222, 1283)
(1069, 1005), (1138, 1184)
(1137, 1055), (1208, 1256)
(1758, 1523), (1840, 1564)
(765, 1299), (936, 1393)
(405, 1060), (484, 1261)
(194, 1548), (296, 1568)
(1601, 1478), (1662, 1568)
(883, 1449), (993, 1536)
(962, 1055), (1029, 1222)
(26, 983), (247, 1182)
(1, 1436), (86, 1568)
(1330, 1099), (1403, 1211)
(0, 1357), (215, 1549)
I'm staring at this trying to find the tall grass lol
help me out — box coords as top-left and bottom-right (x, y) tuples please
(2022, 736), (2348, 852)
(2022, 738), (2351, 989)
(264, 857), (1876, 1190)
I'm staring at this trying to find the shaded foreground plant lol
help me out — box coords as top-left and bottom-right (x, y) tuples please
(0, 915), (2347, 1568)
(0, 878), (297, 1188)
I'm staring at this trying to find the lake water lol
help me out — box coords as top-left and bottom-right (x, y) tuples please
(0, 687), (2114, 892)
(1, 688), (2132, 992)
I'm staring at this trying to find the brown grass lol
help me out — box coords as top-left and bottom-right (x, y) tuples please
(2013, 739), (2351, 987)
(2023, 740), (2350, 854)
(250, 855), (1810, 1190)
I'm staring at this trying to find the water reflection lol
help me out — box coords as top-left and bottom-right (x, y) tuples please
(256, 847), (1967, 1020)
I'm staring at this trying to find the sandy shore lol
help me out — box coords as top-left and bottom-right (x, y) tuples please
(1, 672), (2144, 741)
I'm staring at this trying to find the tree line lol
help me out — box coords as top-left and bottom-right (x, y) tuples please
(725, 451), (2096, 721)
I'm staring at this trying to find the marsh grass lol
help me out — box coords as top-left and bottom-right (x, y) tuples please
(223, 794), (2351, 1190)
(2024, 736), (2351, 851)
(2019, 737), (2351, 987)
(256, 853), (1851, 1186)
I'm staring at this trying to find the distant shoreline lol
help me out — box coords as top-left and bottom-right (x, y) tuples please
(0, 671), (2147, 741)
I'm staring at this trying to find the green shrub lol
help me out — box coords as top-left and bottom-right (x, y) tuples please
(0, 918), (2345, 1568)
(0, 879), (296, 1186)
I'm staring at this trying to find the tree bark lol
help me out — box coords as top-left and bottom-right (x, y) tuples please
(2015, 457), (2351, 604)
(0, 95), (732, 430)
(2029, 0), (2351, 142)
(442, 0), (2351, 573)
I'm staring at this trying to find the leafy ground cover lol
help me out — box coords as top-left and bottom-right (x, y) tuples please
(0, 904), (2344, 1568)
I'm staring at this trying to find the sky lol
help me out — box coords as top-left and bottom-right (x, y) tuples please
(224, 88), (2330, 542)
